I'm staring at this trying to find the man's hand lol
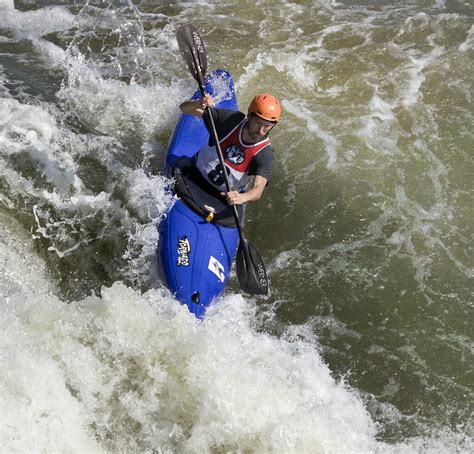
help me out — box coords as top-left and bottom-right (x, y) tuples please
(220, 176), (268, 205)
(220, 190), (248, 205)
(180, 93), (214, 116)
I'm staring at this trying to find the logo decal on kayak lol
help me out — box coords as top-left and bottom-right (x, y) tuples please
(208, 256), (225, 283)
(177, 236), (191, 267)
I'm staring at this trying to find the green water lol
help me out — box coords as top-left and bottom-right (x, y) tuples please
(1, 0), (473, 449)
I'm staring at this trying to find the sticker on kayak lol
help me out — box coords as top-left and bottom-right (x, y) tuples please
(177, 236), (190, 266)
(208, 256), (225, 283)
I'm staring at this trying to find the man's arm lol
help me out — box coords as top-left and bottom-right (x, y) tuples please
(180, 93), (214, 116)
(220, 175), (268, 205)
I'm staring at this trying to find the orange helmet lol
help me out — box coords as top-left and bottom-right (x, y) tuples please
(248, 93), (282, 123)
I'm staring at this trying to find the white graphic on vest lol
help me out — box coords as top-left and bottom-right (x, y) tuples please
(225, 144), (245, 165)
(208, 256), (225, 283)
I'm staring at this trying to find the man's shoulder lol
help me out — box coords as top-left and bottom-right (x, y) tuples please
(249, 143), (274, 179)
(213, 108), (245, 125)
(259, 143), (274, 157)
(252, 143), (274, 166)
(207, 108), (245, 138)
(257, 142), (274, 155)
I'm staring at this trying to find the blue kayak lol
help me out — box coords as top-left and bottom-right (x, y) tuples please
(157, 69), (240, 318)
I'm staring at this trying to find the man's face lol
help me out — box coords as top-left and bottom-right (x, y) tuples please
(246, 115), (275, 142)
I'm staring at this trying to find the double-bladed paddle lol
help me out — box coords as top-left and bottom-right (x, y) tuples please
(176, 23), (268, 295)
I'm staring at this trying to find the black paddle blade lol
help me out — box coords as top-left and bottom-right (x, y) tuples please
(176, 23), (208, 86)
(236, 240), (268, 295)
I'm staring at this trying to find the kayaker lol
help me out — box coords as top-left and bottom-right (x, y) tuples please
(179, 93), (281, 206)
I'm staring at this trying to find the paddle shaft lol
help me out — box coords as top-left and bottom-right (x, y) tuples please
(177, 23), (268, 295)
(195, 79), (247, 244)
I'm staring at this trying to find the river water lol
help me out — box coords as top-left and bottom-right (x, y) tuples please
(0, 0), (472, 452)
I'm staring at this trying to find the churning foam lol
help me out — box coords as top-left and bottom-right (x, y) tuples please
(3, 215), (469, 452)
(0, 213), (389, 452)
(0, 3), (75, 39)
